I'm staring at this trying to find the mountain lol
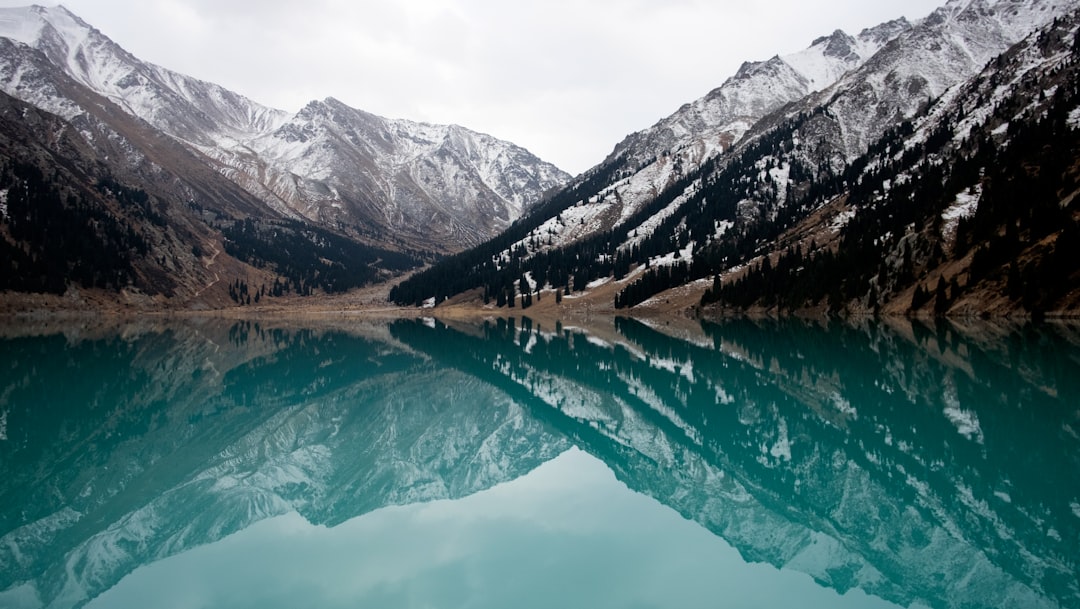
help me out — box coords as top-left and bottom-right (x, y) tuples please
(392, 0), (1080, 318)
(609, 19), (912, 180)
(0, 73), (420, 307)
(0, 5), (570, 254)
(0, 4), (570, 309)
(701, 3), (1080, 316)
(219, 97), (570, 250)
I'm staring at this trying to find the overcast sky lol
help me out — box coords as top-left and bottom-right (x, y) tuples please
(4, 1), (946, 174)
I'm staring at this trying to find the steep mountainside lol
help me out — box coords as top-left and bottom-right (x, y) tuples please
(609, 19), (912, 174)
(216, 97), (569, 250)
(702, 6), (1080, 316)
(0, 5), (570, 254)
(0, 57), (421, 307)
(393, 0), (1080, 317)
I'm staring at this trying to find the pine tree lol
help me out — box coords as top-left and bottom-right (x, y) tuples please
(934, 277), (949, 316)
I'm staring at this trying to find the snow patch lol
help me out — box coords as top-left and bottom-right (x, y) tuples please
(0, 7), (48, 46)
(713, 220), (734, 240)
(941, 185), (981, 239)
(523, 332), (538, 355)
(831, 209), (856, 232)
(832, 393), (857, 419)
(943, 186), (981, 222)
(1069, 107), (1080, 130)
(770, 417), (791, 461)
(586, 276), (611, 290)
(943, 400), (984, 444)
(585, 335), (612, 349)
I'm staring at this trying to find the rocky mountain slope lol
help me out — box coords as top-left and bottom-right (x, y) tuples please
(0, 5), (570, 254)
(0, 76), (420, 308)
(702, 3), (1080, 316)
(394, 0), (1080, 317)
(0, 4), (571, 309)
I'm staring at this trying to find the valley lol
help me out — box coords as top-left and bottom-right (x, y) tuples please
(1, 1), (1079, 319)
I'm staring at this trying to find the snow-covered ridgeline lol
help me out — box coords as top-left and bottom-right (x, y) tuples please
(0, 4), (571, 251)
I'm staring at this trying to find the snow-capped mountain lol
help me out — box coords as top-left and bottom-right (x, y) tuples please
(776, 0), (1080, 162)
(608, 19), (912, 175)
(510, 19), (914, 252)
(209, 97), (570, 249)
(0, 5), (570, 254)
(392, 0), (1080, 315)
(0, 41), (425, 307)
(0, 5), (289, 141)
(699, 1), (1080, 315)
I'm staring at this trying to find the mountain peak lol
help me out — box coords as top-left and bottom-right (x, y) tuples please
(813, 29), (859, 61)
(859, 17), (912, 44)
(0, 1), (572, 292)
(0, 4), (99, 49)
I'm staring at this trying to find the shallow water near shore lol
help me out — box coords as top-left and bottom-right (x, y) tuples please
(1, 315), (1077, 608)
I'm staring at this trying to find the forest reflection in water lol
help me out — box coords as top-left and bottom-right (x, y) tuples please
(0, 315), (1077, 609)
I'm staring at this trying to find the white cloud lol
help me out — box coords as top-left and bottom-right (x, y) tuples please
(3, 0), (945, 173)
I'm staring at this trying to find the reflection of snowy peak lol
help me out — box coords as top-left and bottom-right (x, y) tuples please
(0, 5), (570, 253)
(391, 319), (1079, 609)
(0, 326), (567, 608)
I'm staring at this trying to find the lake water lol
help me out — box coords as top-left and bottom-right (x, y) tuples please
(0, 316), (1077, 609)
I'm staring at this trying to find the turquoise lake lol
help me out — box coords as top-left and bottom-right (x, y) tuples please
(0, 316), (1077, 608)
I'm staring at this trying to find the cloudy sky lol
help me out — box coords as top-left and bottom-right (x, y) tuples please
(4, 1), (945, 174)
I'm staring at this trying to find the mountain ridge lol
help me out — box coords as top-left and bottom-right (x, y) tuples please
(0, 4), (570, 256)
(393, 0), (1080, 318)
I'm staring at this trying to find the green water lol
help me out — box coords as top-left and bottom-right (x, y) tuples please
(0, 317), (1077, 609)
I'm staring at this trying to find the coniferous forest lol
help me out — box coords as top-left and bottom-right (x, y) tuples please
(703, 24), (1080, 316)
(392, 19), (1080, 317)
(0, 161), (147, 294)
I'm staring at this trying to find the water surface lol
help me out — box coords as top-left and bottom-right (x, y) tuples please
(0, 316), (1077, 608)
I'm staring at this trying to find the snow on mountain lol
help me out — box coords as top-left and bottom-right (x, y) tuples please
(491, 19), (914, 261)
(0, 5), (290, 142)
(215, 97), (570, 248)
(799, 0), (1080, 160)
(0, 4), (570, 253)
(605, 19), (911, 179)
(390, 0), (1080, 311)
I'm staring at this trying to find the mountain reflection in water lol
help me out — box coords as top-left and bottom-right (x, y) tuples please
(0, 316), (1077, 608)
